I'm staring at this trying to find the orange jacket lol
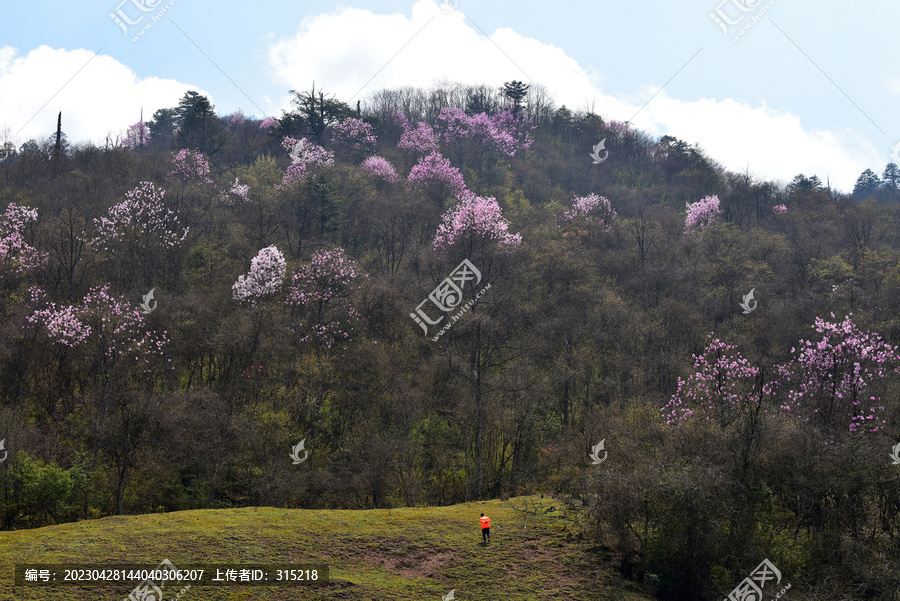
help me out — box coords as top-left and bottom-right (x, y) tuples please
(480, 516), (491, 529)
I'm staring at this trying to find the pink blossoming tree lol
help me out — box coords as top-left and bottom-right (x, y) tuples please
(123, 121), (151, 150)
(169, 149), (213, 184)
(0, 203), (47, 276)
(399, 121), (440, 155)
(285, 248), (366, 349)
(93, 182), (189, 252)
(260, 116), (277, 129)
(232, 245), (287, 303)
(684, 195), (721, 235)
(407, 152), (467, 203)
(329, 117), (377, 151)
(360, 156), (400, 184)
(278, 137), (334, 188)
(559, 193), (616, 229)
(433, 191), (522, 250)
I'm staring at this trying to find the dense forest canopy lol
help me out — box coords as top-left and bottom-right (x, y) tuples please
(1, 81), (899, 599)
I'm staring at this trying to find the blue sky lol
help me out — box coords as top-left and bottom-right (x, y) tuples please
(1, 0), (898, 192)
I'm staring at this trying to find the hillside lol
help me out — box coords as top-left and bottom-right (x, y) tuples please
(0, 495), (647, 600)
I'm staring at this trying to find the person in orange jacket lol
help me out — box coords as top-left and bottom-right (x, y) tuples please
(480, 513), (491, 543)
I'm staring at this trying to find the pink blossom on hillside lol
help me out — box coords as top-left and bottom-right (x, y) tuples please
(434, 191), (522, 250)
(278, 137), (334, 188)
(772, 204), (787, 214)
(27, 302), (91, 347)
(685, 195), (721, 235)
(330, 117), (377, 151)
(407, 152), (467, 199)
(560, 193), (616, 229)
(0, 203), (47, 274)
(233, 246), (286, 303)
(124, 120), (151, 150)
(361, 156), (400, 184)
(435, 107), (534, 157)
(398, 121), (439, 154)
(93, 182), (188, 251)
(221, 177), (251, 205)
(285, 248), (366, 348)
(260, 116), (277, 129)
(169, 149), (213, 184)
(228, 109), (245, 126)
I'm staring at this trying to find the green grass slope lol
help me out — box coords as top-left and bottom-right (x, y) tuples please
(0, 496), (652, 600)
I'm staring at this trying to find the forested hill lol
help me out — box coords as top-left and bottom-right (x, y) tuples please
(0, 81), (899, 600)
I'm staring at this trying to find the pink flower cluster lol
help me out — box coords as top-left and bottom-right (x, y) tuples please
(560, 193), (616, 229)
(435, 107), (534, 157)
(360, 156), (400, 184)
(398, 122), (440, 154)
(233, 245), (287, 303)
(278, 137), (334, 188)
(285, 248), (366, 348)
(27, 285), (169, 369)
(662, 315), (900, 435)
(0, 203), (47, 274)
(330, 117), (377, 151)
(407, 152), (467, 198)
(124, 121), (151, 150)
(228, 109), (245, 126)
(434, 191), (522, 250)
(169, 149), (213, 184)
(685, 195), (721, 235)
(93, 182), (189, 251)
(772, 204), (787, 214)
(223, 177), (251, 204)
(260, 116), (277, 129)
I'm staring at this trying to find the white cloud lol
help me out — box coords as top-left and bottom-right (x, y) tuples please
(266, 0), (876, 191)
(0, 45), (199, 147)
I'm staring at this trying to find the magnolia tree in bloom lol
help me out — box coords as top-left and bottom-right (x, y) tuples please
(781, 314), (898, 434)
(407, 152), (467, 201)
(169, 149), (213, 184)
(360, 156), (399, 184)
(662, 315), (900, 435)
(435, 107), (534, 157)
(228, 109), (245, 127)
(27, 284), (169, 370)
(279, 137), (334, 188)
(260, 116), (277, 129)
(559, 193), (616, 229)
(0, 203), (47, 275)
(684, 195), (721, 235)
(398, 121), (440, 155)
(123, 120), (151, 150)
(233, 245), (287, 303)
(434, 191), (522, 250)
(221, 177), (251, 204)
(93, 182), (189, 252)
(285, 248), (366, 348)
(329, 117), (377, 151)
